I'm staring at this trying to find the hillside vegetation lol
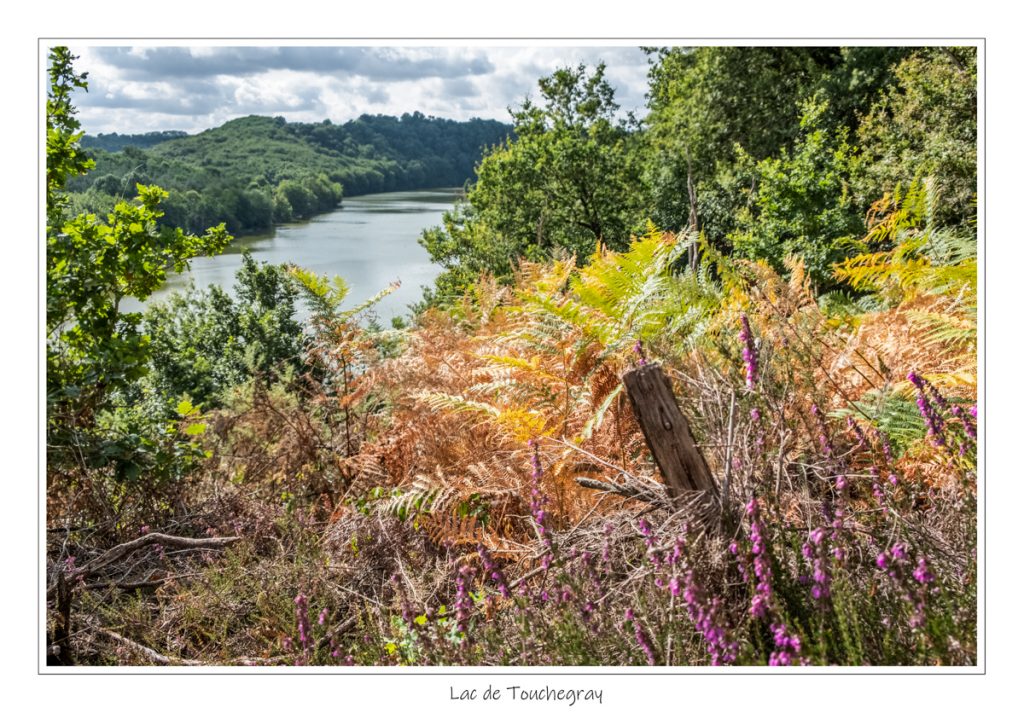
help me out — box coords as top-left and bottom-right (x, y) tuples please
(68, 113), (510, 234)
(46, 45), (977, 667)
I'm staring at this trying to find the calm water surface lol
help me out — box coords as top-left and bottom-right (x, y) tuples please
(124, 188), (460, 319)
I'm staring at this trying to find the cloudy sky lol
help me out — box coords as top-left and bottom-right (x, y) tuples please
(66, 45), (653, 135)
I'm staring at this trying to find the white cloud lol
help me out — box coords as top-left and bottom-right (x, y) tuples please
(66, 45), (652, 134)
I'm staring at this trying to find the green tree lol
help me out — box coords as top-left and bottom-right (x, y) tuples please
(855, 47), (977, 228)
(46, 46), (94, 231)
(729, 100), (864, 287)
(46, 47), (231, 479)
(643, 47), (843, 245)
(142, 253), (306, 408)
(421, 63), (646, 302)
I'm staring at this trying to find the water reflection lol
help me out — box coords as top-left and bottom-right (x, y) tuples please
(122, 188), (460, 320)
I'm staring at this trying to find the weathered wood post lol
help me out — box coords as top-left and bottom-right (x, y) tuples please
(622, 363), (718, 503)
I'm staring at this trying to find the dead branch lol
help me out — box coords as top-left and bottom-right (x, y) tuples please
(574, 477), (664, 506)
(78, 532), (241, 578)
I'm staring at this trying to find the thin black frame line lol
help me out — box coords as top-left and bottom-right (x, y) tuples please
(37, 37), (986, 676)
(38, 36), (986, 41)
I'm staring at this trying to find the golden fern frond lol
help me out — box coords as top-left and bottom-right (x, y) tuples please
(424, 512), (484, 547)
(414, 391), (500, 418)
(905, 309), (977, 351)
(578, 383), (623, 442)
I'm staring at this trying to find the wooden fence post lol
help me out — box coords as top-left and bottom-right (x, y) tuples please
(622, 363), (718, 502)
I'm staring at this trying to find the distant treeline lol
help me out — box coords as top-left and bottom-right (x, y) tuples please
(68, 113), (511, 234)
(81, 130), (189, 152)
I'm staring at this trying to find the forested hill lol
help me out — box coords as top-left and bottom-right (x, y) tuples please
(68, 113), (511, 234)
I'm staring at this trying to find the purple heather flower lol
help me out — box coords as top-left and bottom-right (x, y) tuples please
(767, 622), (803, 666)
(908, 372), (947, 447)
(681, 570), (738, 665)
(318, 607), (328, 626)
(528, 441), (554, 563)
(739, 314), (759, 389)
(950, 404), (977, 442)
(745, 498), (759, 518)
(633, 339), (648, 366)
(454, 564), (476, 639)
(803, 529), (832, 603)
(477, 544), (511, 598)
(624, 610), (657, 665)
(913, 558), (935, 585)
(847, 416), (868, 450)
(743, 499), (775, 619)
(293, 593), (312, 664)
(811, 404), (835, 459)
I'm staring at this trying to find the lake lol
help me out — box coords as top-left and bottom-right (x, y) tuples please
(123, 188), (461, 320)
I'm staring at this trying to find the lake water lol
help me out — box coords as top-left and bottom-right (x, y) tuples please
(123, 188), (460, 320)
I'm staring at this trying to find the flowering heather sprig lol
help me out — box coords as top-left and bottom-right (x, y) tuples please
(750, 407), (765, 455)
(908, 372), (947, 447)
(847, 416), (868, 451)
(454, 564), (476, 641)
(870, 466), (885, 505)
(950, 404), (977, 443)
(681, 569), (738, 665)
(913, 557), (935, 585)
(477, 544), (511, 598)
(637, 518), (661, 567)
(810, 404), (835, 460)
(633, 338), (648, 366)
(601, 522), (615, 574)
(294, 593), (312, 664)
(625, 608), (657, 665)
(738, 313), (759, 389)
(744, 498), (773, 619)
(871, 427), (899, 487)
(666, 533), (686, 568)
(528, 440), (554, 569)
(923, 379), (950, 412)
(577, 551), (604, 623)
(875, 544), (933, 630)
(801, 528), (832, 602)
(767, 622), (804, 666)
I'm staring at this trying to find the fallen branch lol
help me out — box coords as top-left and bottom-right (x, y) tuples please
(48, 532), (241, 598)
(100, 628), (200, 665)
(574, 477), (664, 506)
(79, 533), (241, 578)
(98, 628), (293, 666)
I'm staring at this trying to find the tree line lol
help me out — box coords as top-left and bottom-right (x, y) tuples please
(421, 47), (976, 302)
(68, 112), (511, 235)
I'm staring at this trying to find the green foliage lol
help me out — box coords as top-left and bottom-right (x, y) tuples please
(421, 64), (647, 304)
(142, 253), (306, 408)
(834, 180), (977, 304)
(46, 46), (95, 231)
(70, 113), (510, 234)
(81, 130), (188, 152)
(48, 185), (231, 415)
(643, 47), (843, 242)
(855, 48), (977, 228)
(729, 100), (864, 287)
(46, 47), (231, 482)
